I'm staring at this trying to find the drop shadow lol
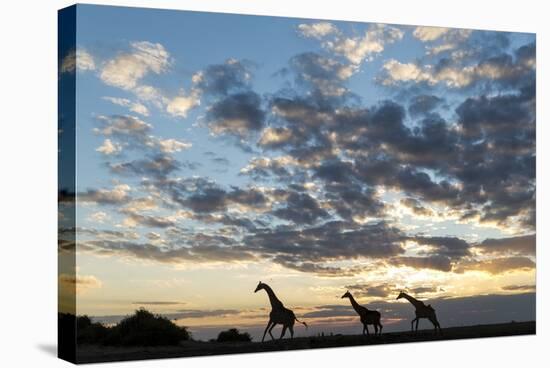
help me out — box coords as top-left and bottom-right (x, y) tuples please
(36, 343), (57, 357)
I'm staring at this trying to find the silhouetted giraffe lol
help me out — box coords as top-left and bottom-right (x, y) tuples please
(254, 281), (307, 342)
(397, 291), (441, 334)
(341, 291), (383, 336)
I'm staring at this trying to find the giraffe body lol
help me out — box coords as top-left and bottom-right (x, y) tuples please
(255, 281), (308, 342)
(341, 291), (383, 336)
(397, 292), (442, 334)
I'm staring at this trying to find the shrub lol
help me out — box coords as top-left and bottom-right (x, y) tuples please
(104, 308), (191, 346)
(76, 315), (109, 345)
(216, 328), (252, 343)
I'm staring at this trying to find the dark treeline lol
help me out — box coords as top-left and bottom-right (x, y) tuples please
(65, 308), (252, 347)
(70, 308), (191, 346)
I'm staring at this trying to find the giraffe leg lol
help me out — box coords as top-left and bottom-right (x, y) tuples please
(362, 325), (366, 336)
(279, 325), (287, 339)
(415, 318), (420, 333)
(262, 320), (273, 342)
(268, 322), (277, 340)
(289, 325), (294, 339)
(411, 318), (417, 332)
(435, 317), (442, 333)
(365, 324), (370, 336)
(429, 317), (441, 334)
(374, 324), (378, 335)
(378, 322), (383, 336)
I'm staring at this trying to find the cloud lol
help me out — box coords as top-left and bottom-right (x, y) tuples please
(157, 138), (192, 153)
(302, 305), (356, 318)
(161, 178), (271, 215)
(121, 210), (176, 229)
(132, 301), (187, 305)
(400, 197), (434, 217)
(258, 127), (294, 149)
(166, 89), (201, 118)
(345, 283), (397, 298)
(100, 41), (170, 89)
(60, 48), (96, 74)
(102, 96), (149, 116)
(298, 22), (338, 39)
(324, 24), (404, 65)
(389, 255), (453, 272)
(244, 221), (406, 274)
(59, 273), (102, 295)
(95, 115), (152, 142)
(456, 256), (535, 275)
(411, 27), (472, 56)
(323, 182), (385, 221)
(288, 52), (356, 98)
(412, 26), (452, 42)
(88, 211), (109, 223)
(174, 309), (241, 319)
(407, 94), (444, 117)
(272, 191), (329, 224)
(501, 284), (535, 292)
(94, 115), (192, 160)
(81, 237), (257, 265)
(79, 184), (131, 205)
(193, 59), (253, 96)
(64, 227), (140, 241)
(380, 42), (535, 88)
(475, 235), (535, 256)
(408, 236), (471, 259)
(96, 138), (122, 155)
(207, 91), (265, 138)
(109, 154), (180, 179)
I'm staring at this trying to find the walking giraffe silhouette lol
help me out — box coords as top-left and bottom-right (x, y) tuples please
(254, 281), (307, 342)
(341, 291), (383, 336)
(397, 291), (442, 334)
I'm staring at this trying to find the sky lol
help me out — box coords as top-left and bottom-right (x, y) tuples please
(58, 5), (536, 341)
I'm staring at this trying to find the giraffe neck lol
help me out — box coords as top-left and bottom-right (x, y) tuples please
(402, 293), (423, 309)
(263, 285), (284, 310)
(348, 294), (366, 314)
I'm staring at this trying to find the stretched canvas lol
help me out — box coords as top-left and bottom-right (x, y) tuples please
(58, 4), (536, 364)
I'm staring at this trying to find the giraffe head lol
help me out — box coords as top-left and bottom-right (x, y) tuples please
(397, 291), (406, 300)
(254, 281), (264, 293)
(341, 291), (352, 299)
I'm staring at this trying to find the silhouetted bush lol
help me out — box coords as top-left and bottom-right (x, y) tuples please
(216, 328), (252, 343)
(77, 315), (109, 344)
(104, 308), (191, 346)
(58, 313), (76, 360)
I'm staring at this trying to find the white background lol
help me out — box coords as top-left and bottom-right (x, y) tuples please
(0, 0), (547, 366)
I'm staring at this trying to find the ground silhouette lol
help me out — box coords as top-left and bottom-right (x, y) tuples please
(254, 281), (308, 342)
(75, 321), (535, 363)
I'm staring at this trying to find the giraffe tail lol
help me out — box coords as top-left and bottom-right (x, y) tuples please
(295, 317), (308, 329)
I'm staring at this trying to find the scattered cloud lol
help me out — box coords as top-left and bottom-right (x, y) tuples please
(298, 22), (338, 39)
(166, 89), (201, 118)
(413, 26), (452, 42)
(324, 24), (404, 65)
(475, 235), (535, 256)
(103, 96), (149, 116)
(60, 48), (96, 74)
(79, 184), (131, 205)
(59, 273), (102, 295)
(100, 41), (170, 90)
(96, 138), (122, 155)
(455, 256), (535, 275)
